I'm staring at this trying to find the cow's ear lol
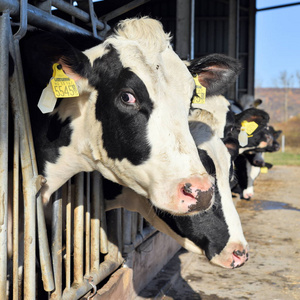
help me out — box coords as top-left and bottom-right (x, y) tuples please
(186, 53), (242, 96)
(274, 130), (282, 139)
(235, 108), (270, 134)
(253, 99), (262, 107)
(20, 30), (91, 86)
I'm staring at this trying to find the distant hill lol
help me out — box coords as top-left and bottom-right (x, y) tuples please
(254, 88), (300, 123)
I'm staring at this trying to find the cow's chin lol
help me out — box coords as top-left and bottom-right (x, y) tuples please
(209, 242), (249, 269)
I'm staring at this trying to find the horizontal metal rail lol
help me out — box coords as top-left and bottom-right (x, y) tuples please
(0, 0), (109, 38)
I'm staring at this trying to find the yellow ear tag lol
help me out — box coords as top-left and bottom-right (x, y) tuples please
(50, 63), (79, 98)
(241, 121), (259, 136)
(192, 76), (206, 104)
(260, 167), (268, 173)
(238, 127), (248, 147)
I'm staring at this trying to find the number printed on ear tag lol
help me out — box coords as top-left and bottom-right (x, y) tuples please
(192, 75), (206, 104)
(50, 63), (79, 98)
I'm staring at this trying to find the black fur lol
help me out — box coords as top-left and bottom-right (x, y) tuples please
(92, 47), (153, 165)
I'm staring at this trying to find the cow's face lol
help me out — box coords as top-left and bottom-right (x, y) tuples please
(84, 18), (217, 215)
(26, 18), (216, 215)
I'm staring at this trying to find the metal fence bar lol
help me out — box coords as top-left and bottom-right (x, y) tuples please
(138, 215), (144, 235)
(51, 0), (106, 32)
(12, 117), (20, 300)
(65, 180), (72, 289)
(74, 173), (84, 284)
(91, 172), (100, 272)
(131, 212), (138, 243)
(0, 0), (108, 38)
(85, 173), (91, 275)
(9, 42), (36, 300)
(51, 190), (63, 299)
(99, 175), (108, 255)
(8, 27), (55, 295)
(0, 10), (10, 300)
(123, 209), (132, 246)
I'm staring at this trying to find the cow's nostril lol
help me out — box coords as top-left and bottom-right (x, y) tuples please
(233, 249), (245, 257)
(183, 183), (193, 194)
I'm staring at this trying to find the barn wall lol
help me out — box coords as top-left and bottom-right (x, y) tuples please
(94, 0), (256, 101)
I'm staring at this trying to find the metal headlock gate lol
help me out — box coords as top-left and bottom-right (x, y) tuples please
(0, 0), (157, 299)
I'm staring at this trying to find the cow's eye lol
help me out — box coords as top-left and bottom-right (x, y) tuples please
(121, 92), (136, 104)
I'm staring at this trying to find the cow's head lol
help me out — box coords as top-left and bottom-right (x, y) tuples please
(21, 18), (225, 215)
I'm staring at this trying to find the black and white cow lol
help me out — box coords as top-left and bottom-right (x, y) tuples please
(104, 55), (249, 269)
(232, 126), (282, 199)
(106, 113), (249, 269)
(12, 17), (228, 215)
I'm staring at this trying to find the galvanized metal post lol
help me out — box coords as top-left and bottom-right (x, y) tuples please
(74, 173), (85, 284)
(13, 117), (20, 300)
(91, 172), (100, 272)
(190, 0), (195, 60)
(0, 10), (10, 300)
(51, 190), (63, 299)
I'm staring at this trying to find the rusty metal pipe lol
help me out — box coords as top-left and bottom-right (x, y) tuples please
(62, 240), (123, 300)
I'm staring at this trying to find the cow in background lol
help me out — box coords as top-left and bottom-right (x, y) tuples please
(232, 126), (282, 200)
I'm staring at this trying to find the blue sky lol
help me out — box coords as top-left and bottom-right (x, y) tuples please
(255, 0), (300, 87)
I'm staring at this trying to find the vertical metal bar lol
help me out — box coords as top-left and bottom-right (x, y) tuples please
(13, 119), (20, 300)
(9, 32), (54, 296)
(99, 175), (108, 255)
(91, 172), (100, 272)
(248, 0), (256, 95)
(190, 0), (195, 60)
(138, 215), (143, 235)
(123, 209), (132, 250)
(65, 180), (72, 289)
(85, 173), (91, 275)
(88, 0), (98, 37)
(14, 0), (28, 40)
(0, 10), (10, 300)
(51, 190), (63, 299)
(74, 173), (84, 284)
(131, 213), (138, 243)
(228, 0), (240, 99)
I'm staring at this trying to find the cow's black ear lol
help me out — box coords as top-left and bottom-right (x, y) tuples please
(253, 99), (262, 107)
(235, 108), (270, 134)
(187, 53), (242, 96)
(274, 130), (282, 139)
(20, 30), (91, 87)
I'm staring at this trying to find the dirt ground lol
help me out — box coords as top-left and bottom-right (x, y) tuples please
(138, 165), (300, 300)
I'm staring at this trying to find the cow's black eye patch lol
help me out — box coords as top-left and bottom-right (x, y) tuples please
(91, 47), (153, 165)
